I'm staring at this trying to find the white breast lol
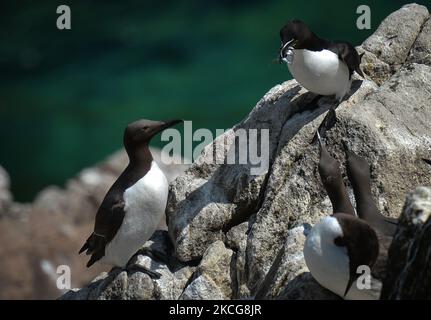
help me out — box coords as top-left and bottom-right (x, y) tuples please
(304, 216), (381, 300)
(287, 49), (351, 101)
(102, 161), (168, 267)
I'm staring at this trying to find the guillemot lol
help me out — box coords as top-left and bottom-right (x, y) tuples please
(278, 20), (364, 103)
(304, 134), (397, 299)
(79, 119), (183, 277)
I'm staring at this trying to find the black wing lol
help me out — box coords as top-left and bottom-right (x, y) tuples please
(328, 41), (364, 79)
(79, 193), (126, 267)
(423, 158), (431, 166)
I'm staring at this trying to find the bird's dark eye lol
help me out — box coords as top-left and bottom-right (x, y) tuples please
(334, 236), (346, 247)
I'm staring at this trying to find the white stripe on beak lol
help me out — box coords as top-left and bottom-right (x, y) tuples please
(281, 39), (295, 52)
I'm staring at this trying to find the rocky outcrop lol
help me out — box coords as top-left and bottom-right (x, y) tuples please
(180, 241), (234, 300)
(63, 4), (430, 300)
(360, 3), (429, 84)
(60, 230), (195, 300)
(381, 187), (431, 299)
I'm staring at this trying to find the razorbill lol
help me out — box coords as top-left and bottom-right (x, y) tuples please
(79, 119), (183, 277)
(278, 20), (364, 102)
(304, 134), (397, 299)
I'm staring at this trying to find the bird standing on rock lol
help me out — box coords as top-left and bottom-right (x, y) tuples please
(79, 119), (183, 278)
(279, 20), (364, 104)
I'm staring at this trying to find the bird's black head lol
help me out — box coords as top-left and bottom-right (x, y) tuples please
(279, 19), (314, 62)
(123, 119), (183, 158)
(332, 213), (379, 297)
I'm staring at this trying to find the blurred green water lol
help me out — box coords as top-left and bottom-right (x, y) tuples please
(0, 0), (427, 201)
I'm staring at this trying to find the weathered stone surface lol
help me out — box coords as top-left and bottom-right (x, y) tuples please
(381, 187), (431, 299)
(408, 17), (431, 66)
(166, 81), (312, 262)
(276, 273), (340, 300)
(357, 47), (391, 85)
(226, 222), (250, 298)
(359, 4), (429, 85)
(362, 4), (429, 70)
(254, 225), (308, 298)
(61, 231), (195, 300)
(180, 241), (234, 300)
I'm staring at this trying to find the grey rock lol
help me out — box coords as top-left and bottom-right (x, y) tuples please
(180, 241), (234, 300)
(226, 222), (250, 298)
(166, 80), (310, 262)
(357, 47), (391, 85)
(408, 17), (431, 66)
(254, 225), (309, 299)
(82, 269), (155, 300)
(359, 4), (429, 85)
(225, 222), (249, 251)
(381, 187), (431, 299)
(253, 225), (340, 300)
(134, 253), (195, 300)
(362, 4), (429, 71)
(277, 273), (340, 300)
(61, 231), (195, 300)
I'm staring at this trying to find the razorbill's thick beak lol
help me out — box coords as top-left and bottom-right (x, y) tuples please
(278, 39), (295, 63)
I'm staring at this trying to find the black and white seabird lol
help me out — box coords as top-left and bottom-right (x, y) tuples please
(79, 119), (183, 276)
(278, 20), (364, 103)
(304, 133), (397, 299)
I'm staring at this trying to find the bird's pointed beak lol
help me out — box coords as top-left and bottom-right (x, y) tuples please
(152, 119), (183, 136)
(343, 274), (356, 298)
(161, 119), (183, 130)
(279, 39), (294, 63)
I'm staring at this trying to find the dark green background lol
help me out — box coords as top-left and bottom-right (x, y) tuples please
(0, 0), (427, 201)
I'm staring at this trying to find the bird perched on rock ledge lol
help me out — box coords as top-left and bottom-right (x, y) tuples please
(79, 119), (183, 278)
(279, 20), (364, 104)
